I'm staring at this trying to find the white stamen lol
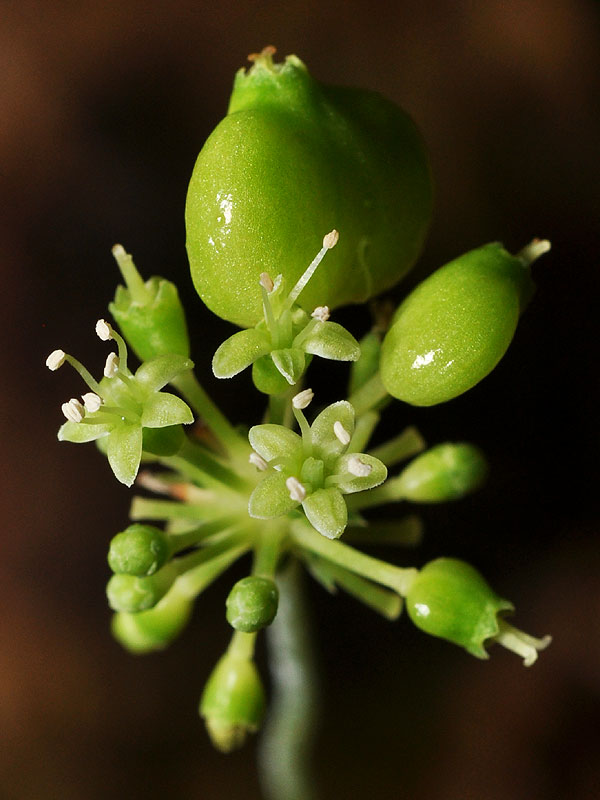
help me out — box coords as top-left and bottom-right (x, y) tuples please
(61, 398), (85, 423)
(311, 305), (330, 322)
(95, 319), (113, 341)
(518, 238), (551, 266)
(259, 272), (274, 292)
(82, 392), (103, 413)
(249, 452), (268, 471)
(323, 229), (339, 249)
(333, 420), (351, 446)
(286, 476), (306, 502)
(112, 243), (126, 259)
(347, 455), (372, 477)
(292, 388), (314, 410)
(104, 352), (120, 378)
(46, 349), (66, 371)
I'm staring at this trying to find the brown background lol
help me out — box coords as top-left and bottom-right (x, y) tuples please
(1, 1), (598, 798)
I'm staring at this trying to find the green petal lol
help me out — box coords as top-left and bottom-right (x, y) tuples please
(311, 401), (355, 459)
(252, 356), (291, 395)
(135, 355), (194, 392)
(58, 420), (113, 443)
(328, 453), (388, 494)
(271, 348), (305, 385)
(212, 329), (272, 379)
(302, 488), (348, 539)
(248, 424), (302, 462)
(248, 472), (300, 519)
(141, 392), (193, 428)
(299, 321), (360, 362)
(107, 423), (143, 487)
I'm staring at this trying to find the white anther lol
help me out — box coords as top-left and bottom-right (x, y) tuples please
(311, 305), (330, 322)
(46, 349), (66, 371)
(104, 352), (120, 378)
(82, 392), (103, 413)
(292, 388), (314, 410)
(61, 398), (85, 423)
(323, 229), (339, 249)
(286, 476), (306, 503)
(249, 452), (268, 471)
(347, 455), (372, 478)
(333, 420), (351, 445)
(259, 272), (274, 292)
(95, 319), (113, 341)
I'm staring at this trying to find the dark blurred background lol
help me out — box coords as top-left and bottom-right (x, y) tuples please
(1, 1), (598, 798)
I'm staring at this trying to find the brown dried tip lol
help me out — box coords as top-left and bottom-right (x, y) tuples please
(248, 45), (277, 62)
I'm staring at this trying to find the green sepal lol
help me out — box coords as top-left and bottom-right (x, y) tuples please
(406, 558), (514, 658)
(58, 420), (113, 443)
(106, 423), (143, 487)
(271, 347), (306, 385)
(248, 424), (302, 463)
(330, 453), (388, 493)
(108, 523), (172, 576)
(140, 392), (193, 428)
(397, 443), (488, 502)
(111, 582), (193, 654)
(106, 561), (179, 613)
(110, 277), (190, 362)
(302, 487), (347, 539)
(298, 320), (360, 361)
(252, 355), (291, 395)
(200, 653), (266, 753)
(226, 576), (279, 632)
(134, 354), (194, 393)
(212, 328), (272, 378)
(311, 400), (355, 459)
(141, 424), (185, 456)
(248, 472), (300, 519)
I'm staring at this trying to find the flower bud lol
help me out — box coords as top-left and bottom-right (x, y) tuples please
(111, 584), (193, 654)
(109, 245), (190, 361)
(226, 576), (279, 632)
(106, 562), (179, 613)
(200, 653), (266, 752)
(108, 524), (171, 577)
(396, 443), (487, 502)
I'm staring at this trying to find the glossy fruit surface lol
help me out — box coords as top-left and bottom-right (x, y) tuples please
(186, 49), (432, 328)
(380, 242), (536, 406)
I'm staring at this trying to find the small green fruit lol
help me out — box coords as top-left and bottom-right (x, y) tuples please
(397, 443), (487, 502)
(108, 523), (171, 577)
(226, 576), (279, 632)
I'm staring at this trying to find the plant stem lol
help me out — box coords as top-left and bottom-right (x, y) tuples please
(258, 560), (319, 800)
(346, 373), (389, 416)
(368, 425), (426, 468)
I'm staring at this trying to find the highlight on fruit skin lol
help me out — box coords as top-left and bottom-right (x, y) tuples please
(186, 47), (433, 328)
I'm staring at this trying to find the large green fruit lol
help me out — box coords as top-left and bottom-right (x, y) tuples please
(186, 48), (432, 328)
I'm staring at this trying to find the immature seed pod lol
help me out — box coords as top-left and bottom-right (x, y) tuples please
(186, 47), (432, 328)
(396, 443), (487, 503)
(380, 240), (550, 406)
(226, 576), (279, 632)
(108, 523), (171, 577)
(106, 563), (179, 613)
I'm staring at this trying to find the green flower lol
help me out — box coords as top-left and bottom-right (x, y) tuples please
(46, 319), (194, 486)
(212, 231), (360, 394)
(247, 390), (387, 539)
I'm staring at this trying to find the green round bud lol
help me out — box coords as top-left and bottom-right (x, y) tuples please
(396, 443), (487, 503)
(200, 654), (266, 752)
(226, 576), (279, 632)
(380, 242), (537, 406)
(108, 524), (171, 576)
(106, 562), (178, 613)
(142, 424), (185, 456)
(406, 558), (514, 658)
(111, 584), (193, 654)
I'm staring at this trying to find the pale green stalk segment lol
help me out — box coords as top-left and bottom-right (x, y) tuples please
(290, 521), (417, 596)
(228, 629), (258, 661)
(345, 515), (423, 546)
(253, 527), (287, 577)
(347, 372), (389, 416)
(368, 425), (426, 467)
(346, 474), (407, 511)
(112, 244), (152, 304)
(164, 438), (250, 492)
(175, 544), (250, 599)
(130, 496), (220, 521)
(346, 410), (379, 454)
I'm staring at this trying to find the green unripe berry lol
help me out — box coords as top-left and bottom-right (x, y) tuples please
(106, 562), (179, 613)
(226, 576), (279, 632)
(108, 523), (171, 577)
(111, 584), (193, 654)
(406, 558), (513, 659)
(380, 241), (549, 406)
(186, 49), (432, 328)
(200, 653), (266, 753)
(397, 443), (487, 502)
